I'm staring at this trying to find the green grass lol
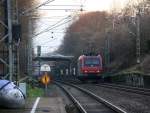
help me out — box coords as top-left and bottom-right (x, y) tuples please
(27, 84), (44, 97)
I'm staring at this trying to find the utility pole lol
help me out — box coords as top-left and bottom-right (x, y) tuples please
(28, 19), (33, 77)
(136, 9), (141, 64)
(105, 32), (110, 66)
(14, 0), (20, 85)
(7, 0), (13, 81)
(37, 46), (41, 77)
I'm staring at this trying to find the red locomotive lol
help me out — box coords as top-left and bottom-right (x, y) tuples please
(77, 54), (103, 82)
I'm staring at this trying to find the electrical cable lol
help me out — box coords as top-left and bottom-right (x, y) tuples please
(31, 15), (70, 19)
(44, 4), (83, 7)
(30, 0), (85, 52)
(37, 8), (81, 11)
(44, 15), (71, 27)
(32, 15), (72, 38)
(34, 19), (72, 38)
(21, 0), (55, 15)
(33, 19), (72, 46)
(33, 19), (72, 39)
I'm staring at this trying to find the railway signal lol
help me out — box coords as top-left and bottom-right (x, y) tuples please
(40, 64), (51, 96)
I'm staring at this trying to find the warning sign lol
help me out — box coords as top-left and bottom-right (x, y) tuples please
(41, 72), (50, 85)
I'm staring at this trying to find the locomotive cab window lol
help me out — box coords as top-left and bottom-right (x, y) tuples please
(84, 58), (101, 66)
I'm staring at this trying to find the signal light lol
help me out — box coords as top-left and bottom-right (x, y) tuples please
(84, 70), (88, 73)
(97, 70), (100, 73)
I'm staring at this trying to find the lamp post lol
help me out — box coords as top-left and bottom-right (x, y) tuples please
(136, 10), (141, 64)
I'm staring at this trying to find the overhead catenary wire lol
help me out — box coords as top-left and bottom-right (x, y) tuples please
(32, 15), (73, 38)
(33, 19), (71, 38)
(38, 8), (82, 11)
(33, 19), (72, 38)
(23, 0), (84, 38)
(32, 7), (82, 51)
(35, 15), (71, 32)
(44, 4), (83, 7)
(30, 15), (70, 19)
(21, 0), (55, 15)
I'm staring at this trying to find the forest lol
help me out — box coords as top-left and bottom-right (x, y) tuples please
(58, 0), (150, 74)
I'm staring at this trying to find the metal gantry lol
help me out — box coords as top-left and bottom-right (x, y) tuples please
(7, 0), (13, 81)
(0, 0), (19, 81)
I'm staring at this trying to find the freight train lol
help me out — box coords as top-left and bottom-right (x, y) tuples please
(77, 54), (103, 82)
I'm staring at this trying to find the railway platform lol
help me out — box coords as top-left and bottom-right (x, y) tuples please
(31, 97), (67, 113)
(0, 83), (68, 113)
(0, 97), (67, 113)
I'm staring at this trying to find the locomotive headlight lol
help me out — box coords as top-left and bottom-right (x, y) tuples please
(84, 70), (88, 73)
(97, 70), (100, 73)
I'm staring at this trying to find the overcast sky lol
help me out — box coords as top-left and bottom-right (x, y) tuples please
(33, 0), (129, 54)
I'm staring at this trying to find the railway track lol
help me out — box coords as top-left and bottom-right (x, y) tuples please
(98, 83), (150, 96)
(61, 78), (150, 96)
(54, 81), (126, 113)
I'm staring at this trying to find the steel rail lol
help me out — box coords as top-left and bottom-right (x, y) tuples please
(54, 82), (87, 113)
(55, 81), (127, 113)
(99, 83), (150, 96)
